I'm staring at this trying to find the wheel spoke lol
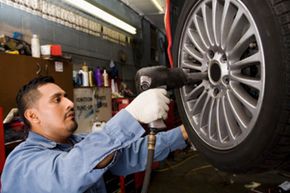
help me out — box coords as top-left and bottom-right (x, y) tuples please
(193, 14), (210, 49)
(230, 73), (262, 91)
(184, 43), (204, 63)
(229, 82), (257, 115)
(181, 60), (202, 71)
(184, 82), (205, 101)
(216, 98), (224, 143)
(217, 97), (232, 143)
(199, 93), (212, 129)
(208, 97), (216, 139)
(226, 90), (248, 130)
(224, 10), (246, 50)
(187, 28), (207, 54)
(221, 96), (237, 141)
(192, 90), (208, 115)
(202, 3), (214, 46)
(220, 1), (236, 49)
(212, 0), (222, 46)
(230, 52), (260, 70)
(229, 27), (255, 60)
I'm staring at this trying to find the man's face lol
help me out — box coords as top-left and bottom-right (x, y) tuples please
(33, 83), (77, 138)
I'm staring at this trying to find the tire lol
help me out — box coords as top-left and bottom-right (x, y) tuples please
(173, 0), (290, 173)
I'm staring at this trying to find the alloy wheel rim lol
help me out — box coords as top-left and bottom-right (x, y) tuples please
(178, 0), (265, 150)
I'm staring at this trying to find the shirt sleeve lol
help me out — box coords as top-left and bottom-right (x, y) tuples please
(109, 126), (187, 176)
(1, 109), (145, 193)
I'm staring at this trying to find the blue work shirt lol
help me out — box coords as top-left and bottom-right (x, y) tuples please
(1, 109), (186, 193)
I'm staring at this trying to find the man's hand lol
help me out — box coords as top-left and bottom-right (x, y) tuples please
(180, 125), (189, 141)
(125, 88), (170, 124)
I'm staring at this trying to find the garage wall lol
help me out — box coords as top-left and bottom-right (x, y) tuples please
(0, 2), (165, 92)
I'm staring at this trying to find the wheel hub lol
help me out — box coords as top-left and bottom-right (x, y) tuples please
(209, 62), (221, 83)
(208, 51), (229, 87)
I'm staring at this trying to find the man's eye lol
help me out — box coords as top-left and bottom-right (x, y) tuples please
(54, 97), (61, 103)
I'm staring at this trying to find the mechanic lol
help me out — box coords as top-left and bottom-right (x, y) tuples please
(1, 76), (188, 193)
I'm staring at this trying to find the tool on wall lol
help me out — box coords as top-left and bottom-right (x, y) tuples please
(135, 65), (207, 193)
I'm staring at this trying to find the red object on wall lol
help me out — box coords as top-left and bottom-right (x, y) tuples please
(0, 107), (6, 173)
(116, 98), (130, 110)
(50, 45), (62, 56)
(112, 98), (131, 116)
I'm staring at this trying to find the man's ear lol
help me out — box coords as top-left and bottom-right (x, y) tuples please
(24, 109), (39, 124)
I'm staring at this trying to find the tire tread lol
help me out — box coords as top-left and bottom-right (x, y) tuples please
(263, 0), (290, 171)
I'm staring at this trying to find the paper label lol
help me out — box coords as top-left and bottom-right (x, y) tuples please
(55, 61), (63, 72)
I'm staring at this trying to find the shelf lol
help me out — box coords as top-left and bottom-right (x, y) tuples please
(5, 139), (24, 156)
(5, 139), (24, 146)
(41, 55), (72, 62)
(74, 86), (110, 89)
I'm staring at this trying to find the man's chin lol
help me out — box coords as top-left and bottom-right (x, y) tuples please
(68, 121), (78, 133)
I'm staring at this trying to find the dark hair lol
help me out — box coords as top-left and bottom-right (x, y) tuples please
(16, 76), (55, 128)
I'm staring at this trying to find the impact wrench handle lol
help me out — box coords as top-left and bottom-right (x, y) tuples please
(148, 119), (167, 130)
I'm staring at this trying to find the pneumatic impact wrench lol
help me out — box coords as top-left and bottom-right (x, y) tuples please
(135, 66), (207, 193)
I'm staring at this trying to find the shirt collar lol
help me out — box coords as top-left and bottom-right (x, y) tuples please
(26, 131), (85, 149)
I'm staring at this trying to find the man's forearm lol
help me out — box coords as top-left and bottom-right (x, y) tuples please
(95, 152), (115, 169)
(109, 126), (187, 176)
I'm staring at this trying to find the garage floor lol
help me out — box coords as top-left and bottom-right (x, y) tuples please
(148, 148), (289, 193)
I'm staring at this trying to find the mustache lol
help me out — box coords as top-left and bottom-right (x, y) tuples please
(65, 109), (75, 118)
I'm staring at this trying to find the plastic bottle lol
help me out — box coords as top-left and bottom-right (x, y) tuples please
(82, 62), (88, 71)
(77, 70), (83, 86)
(81, 62), (89, 87)
(114, 80), (119, 93)
(103, 69), (109, 87)
(73, 70), (78, 86)
(94, 67), (102, 87)
(111, 79), (115, 93)
(31, 34), (40, 58)
(88, 70), (94, 87)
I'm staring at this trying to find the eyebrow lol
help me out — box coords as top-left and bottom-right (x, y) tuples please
(49, 92), (67, 100)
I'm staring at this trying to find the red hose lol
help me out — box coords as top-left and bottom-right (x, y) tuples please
(0, 107), (5, 186)
(165, 0), (174, 68)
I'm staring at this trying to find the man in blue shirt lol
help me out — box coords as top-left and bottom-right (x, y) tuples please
(1, 76), (188, 193)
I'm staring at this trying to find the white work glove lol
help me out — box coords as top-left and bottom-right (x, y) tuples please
(125, 88), (170, 124)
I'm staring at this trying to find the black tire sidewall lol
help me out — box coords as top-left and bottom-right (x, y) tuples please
(173, 0), (285, 172)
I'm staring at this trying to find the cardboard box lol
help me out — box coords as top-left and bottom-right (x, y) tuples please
(73, 87), (112, 134)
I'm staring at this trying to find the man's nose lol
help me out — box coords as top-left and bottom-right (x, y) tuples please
(64, 97), (74, 109)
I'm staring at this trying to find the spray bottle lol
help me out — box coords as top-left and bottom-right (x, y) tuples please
(31, 34), (40, 58)
(79, 62), (89, 87)
(103, 69), (109, 87)
(94, 67), (102, 87)
(88, 69), (94, 87)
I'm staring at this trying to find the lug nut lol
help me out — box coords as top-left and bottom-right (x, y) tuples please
(221, 54), (227, 62)
(213, 88), (219, 96)
(223, 76), (229, 85)
(208, 50), (214, 59)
